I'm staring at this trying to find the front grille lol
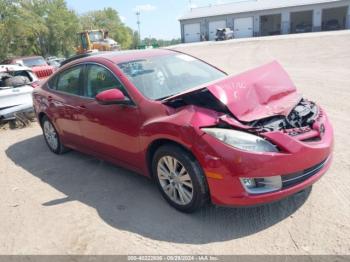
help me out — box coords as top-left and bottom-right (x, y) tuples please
(301, 137), (321, 142)
(282, 157), (329, 189)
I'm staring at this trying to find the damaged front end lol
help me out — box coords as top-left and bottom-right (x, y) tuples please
(218, 98), (321, 138)
(159, 60), (333, 205)
(247, 98), (326, 145)
(163, 61), (325, 144)
(0, 65), (37, 127)
(165, 91), (322, 144)
(248, 98), (320, 139)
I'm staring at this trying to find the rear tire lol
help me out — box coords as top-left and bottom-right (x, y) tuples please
(41, 116), (69, 154)
(152, 144), (209, 213)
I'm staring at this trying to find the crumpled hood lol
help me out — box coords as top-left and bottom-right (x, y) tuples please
(206, 61), (301, 122)
(164, 61), (302, 122)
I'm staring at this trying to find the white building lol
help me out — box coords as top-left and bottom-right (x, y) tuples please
(179, 0), (350, 42)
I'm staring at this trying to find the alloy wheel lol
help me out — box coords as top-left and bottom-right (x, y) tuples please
(157, 156), (194, 205)
(43, 120), (58, 151)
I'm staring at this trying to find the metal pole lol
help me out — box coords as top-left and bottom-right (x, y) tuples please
(136, 11), (141, 44)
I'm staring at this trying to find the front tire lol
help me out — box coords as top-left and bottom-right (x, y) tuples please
(152, 145), (209, 213)
(41, 116), (68, 154)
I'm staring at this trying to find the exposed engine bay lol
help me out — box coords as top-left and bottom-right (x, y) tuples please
(250, 99), (318, 132)
(164, 88), (319, 134)
(0, 72), (31, 88)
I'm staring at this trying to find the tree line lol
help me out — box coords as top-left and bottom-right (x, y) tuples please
(0, 0), (180, 60)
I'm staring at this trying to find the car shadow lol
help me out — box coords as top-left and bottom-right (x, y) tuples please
(6, 135), (311, 244)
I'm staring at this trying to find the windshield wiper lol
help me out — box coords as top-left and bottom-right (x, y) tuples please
(156, 94), (176, 101)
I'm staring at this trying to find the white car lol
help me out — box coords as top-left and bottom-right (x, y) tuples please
(0, 64), (38, 122)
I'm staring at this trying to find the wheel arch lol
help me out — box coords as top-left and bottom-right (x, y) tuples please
(37, 112), (62, 136)
(146, 138), (197, 179)
(38, 112), (47, 127)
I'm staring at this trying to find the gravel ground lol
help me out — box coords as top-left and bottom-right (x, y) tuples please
(1, 31), (350, 255)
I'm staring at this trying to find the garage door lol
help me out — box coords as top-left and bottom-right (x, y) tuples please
(234, 17), (253, 38)
(184, 23), (201, 43)
(208, 20), (226, 40)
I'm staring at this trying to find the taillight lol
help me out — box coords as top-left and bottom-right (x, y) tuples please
(31, 81), (40, 88)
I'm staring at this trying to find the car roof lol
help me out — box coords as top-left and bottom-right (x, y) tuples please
(59, 51), (105, 67)
(100, 49), (176, 64)
(59, 49), (178, 69)
(81, 49), (176, 64)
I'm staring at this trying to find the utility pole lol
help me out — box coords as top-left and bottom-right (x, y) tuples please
(136, 11), (141, 44)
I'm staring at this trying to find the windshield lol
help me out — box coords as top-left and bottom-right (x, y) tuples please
(118, 54), (226, 100)
(89, 31), (103, 42)
(22, 57), (47, 67)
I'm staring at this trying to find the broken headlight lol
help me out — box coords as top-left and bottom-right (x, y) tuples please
(202, 128), (278, 153)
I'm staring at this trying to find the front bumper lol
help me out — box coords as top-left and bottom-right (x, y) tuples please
(0, 104), (34, 121)
(210, 155), (332, 206)
(192, 111), (334, 206)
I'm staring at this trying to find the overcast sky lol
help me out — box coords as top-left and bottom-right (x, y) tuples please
(65, 0), (241, 39)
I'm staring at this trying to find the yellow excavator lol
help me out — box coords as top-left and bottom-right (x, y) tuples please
(76, 29), (120, 54)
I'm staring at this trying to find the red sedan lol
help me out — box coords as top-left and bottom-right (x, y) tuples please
(33, 49), (333, 212)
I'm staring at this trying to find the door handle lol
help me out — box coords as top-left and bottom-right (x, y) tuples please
(78, 105), (87, 109)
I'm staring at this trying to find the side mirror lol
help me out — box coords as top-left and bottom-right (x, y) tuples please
(96, 89), (130, 105)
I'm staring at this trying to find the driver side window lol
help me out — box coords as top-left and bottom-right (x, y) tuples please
(56, 66), (83, 95)
(85, 64), (127, 98)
